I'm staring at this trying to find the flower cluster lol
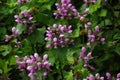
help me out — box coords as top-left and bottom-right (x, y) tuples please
(79, 46), (93, 69)
(53, 0), (80, 19)
(16, 53), (51, 78)
(83, 73), (104, 80)
(14, 10), (34, 34)
(79, 8), (90, 22)
(84, 23), (105, 47)
(17, 0), (30, 5)
(84, 0), (97, 6)
(83, 72), (120, 80)
(45, 24), (74, 48)
(14, 10), (33, 26)
(5, 27), (19, 42)
(88, 26), (105, 44)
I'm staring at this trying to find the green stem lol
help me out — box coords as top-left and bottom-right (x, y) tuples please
(59, 62), (64, 80)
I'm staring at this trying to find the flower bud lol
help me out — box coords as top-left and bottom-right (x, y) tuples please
(95, 26), (99, 33)
(82, 47), (86, 53)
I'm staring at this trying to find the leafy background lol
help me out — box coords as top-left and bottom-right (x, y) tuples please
(0, 0), (120, 80)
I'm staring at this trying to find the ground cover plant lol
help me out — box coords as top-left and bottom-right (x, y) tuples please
(0, 0), (120, 80)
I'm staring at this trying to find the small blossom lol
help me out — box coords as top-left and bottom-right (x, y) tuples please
(43, 72), (47, 77)
(45, 24), (74, 48)
(95, 26), (99, 33)
(5, 35), (11, 42)
(106, 72), (112, 80)
(16, 53), (51, 79)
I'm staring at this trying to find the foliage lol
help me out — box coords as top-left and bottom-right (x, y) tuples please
(0, 0), (120, 80)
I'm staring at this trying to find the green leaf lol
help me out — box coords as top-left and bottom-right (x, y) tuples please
(20, 6), (28, 10)
(0, 45), (7, 52)
(9, 56), (17, 65)
(49, 48), (67, 63)
(81, 68), (89, 78)
(89, 0), (101, 14)
(114, 43), (120, 55)
(0, 27), (6, 34)
(66, 47), (81, 64)
(42, 3), (51, 10)
(70, 24), (80, 38)
(38, 0), (49, 3)
(28, 27), (46, 44)
(3, 61), (11, 76)
(66, 55), (74, 64)
(1, 46), (12, 56)
(0, 69), (2, 74)
(99, 9), (107, 17)
(64, 71), (73, 80)
(16, 24), (26, 34)
(49, 55), (55, 66)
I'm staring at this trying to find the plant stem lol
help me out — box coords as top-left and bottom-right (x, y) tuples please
(60, 62), (64, 80)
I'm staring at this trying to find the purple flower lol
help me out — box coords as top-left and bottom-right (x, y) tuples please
(14, 10), (34, 34)
(43, 61), (51, 71)
(88, 35), (95, 42)
(54, 0), (79, 19)
(87, 52), (92, 59)
(34, 53), (39, 60)
(27, 66), (35, 72)
(89, 74), (95, 80)
(16, 53), (51, 79)
(26, 59), (34, 64)
(117, 73), (120, 78)
(106, 72), (112, 80)
(28, 72), (35, 78)
(85, 22), (92, 30)
(43, 54), (48, 62)
(95, 26), (99, 33)
(100, 38), (105, 44)
(5, 35), (11, 42)
(87, 22), (92, 26)
(37, 62), (42, 70)
(82, 47), (86, 53)
(14, 15), (19, 18)
(92, 0), (97, 4)
(80, 16), (85, 22)
(46, 44), (52, 48)
(43, 72), (47, 77)
(84, 8), (89, 14)
(100, 77), (104, 80)
(45, 24), (74, 48)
